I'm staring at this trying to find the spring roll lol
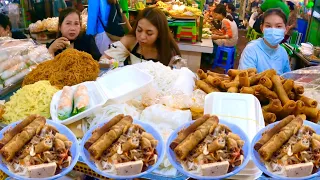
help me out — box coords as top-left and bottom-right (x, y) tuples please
(227, 86), (238, 93)
(4, 66), (35, 87)
(297, 95), (318, 108)
(240, 87), (255, 94)
(312, 134), (320, 141)
(271, 75), (290, 105)
(55, 133), (68, 141)
(259, 76), (273, 89)
(142, 132), (158, 147)
(57, 86), (73, 120)
(141, 137), (152, 149)
(311, 138), (320, 151)
(85, 114), (124, 149)
(88, 116), (133, 159)
(227, 137), (238, 150)
(247, 68), (257, 76)
(258, 117), (303, 161)
(249, 69), (274, 85)
(293, 84), (304, 94)
(239, 71), (250, 87)
(277, 100), (297, 119)
(253, 84), (278, 99)
(196, 80), (218, 94)
(264, 69), (277, 79)
(297, 114), (307, 120)
(197, 69), (207, 80)
(72, 85), (90, 115)
(222, 80), (239, 90)
(174, 116), (219, 160)
(254, 115), (295, 151)
(122, 137), (140, 152)
(170, 114), (210, 149)
(35, 138), (53, 154)
(292, 139), (310, 154)
(1, 62), (27, 80)
(0, 115), (37, 149)
(227, 69), (243, 78)
(208, 137), (225, 152)
(263, 111), (277, 125)
(302, 106), (320, 123)
(262, 99), (283, 113)
(287, 91), (295, 100)
(283, 79), (294, 93)
(54, 138), (66, 153)
(294, 100), (305, 116)
(205, 75), (221, 87)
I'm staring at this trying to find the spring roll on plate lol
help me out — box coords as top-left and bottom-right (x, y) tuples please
(57, 86), (73, 120)
(72, 84), (90, 115)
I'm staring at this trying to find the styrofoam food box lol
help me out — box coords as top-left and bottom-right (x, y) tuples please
(51, 66), (153, 125)
(228, 170), (262, 180)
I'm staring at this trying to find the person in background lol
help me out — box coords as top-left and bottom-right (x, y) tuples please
(226, 3), (240, 27)
(53, 0), (67, 17)
(238, 8), (290, 74)
(103, 7), (180, 66)
(211, 4), (238, 47)
(0, 13), (27, 39)
(252, 6), (263, 33)
(281, 1), (297, 43)
(47, 8), (101, 60)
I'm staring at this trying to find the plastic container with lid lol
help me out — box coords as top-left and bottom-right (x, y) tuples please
(50, 66), (153, 125)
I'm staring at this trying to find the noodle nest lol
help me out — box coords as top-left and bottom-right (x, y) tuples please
(2, 81), (58, 124)
(23, 49), (99, 89)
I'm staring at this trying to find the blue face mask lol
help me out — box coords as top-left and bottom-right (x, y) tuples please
(263, 28), (285, 46)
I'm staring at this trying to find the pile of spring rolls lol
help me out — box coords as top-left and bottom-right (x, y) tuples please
(84, 114), (158, 176)
(254, 115), (320, 177)
(0, 115), (73, 178)
(170, 114), (245, 176)
(57, 84), (90, 120)
(196, 68), (320, 124)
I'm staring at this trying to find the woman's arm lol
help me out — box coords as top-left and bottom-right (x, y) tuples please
(47, 37), (70, 56)
(103, 35), (135, 61)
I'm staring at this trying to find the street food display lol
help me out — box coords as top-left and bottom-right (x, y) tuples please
(0, 115), (74, 178)
(195, 68), (320, 124)
(155, 1), (202, 18)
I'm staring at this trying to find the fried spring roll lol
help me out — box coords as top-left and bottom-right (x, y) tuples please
(297, 114), (307, 120)
(205, 75), (221, 87)
(312, 134), (320, 141)
(54, 138), (66, 153)
(227, 137), (238, 150)
(294, 100), (305, 116)
(35, 138), (53, 154)
(297, 95), (318, 108)
(247, 68), (257, 76)
(258, 117), (303, 161)
(292, 139), (310, 154)
(259, 76), (273, 89)
(263, 111), (277, 125)
(264, 69), (277, 79)
(88, 116), (133, 160)
(122, 137), (140, 152)
(271, 75), (290, 105)
(197, 69), (207, 80)
(302, 107), (320, 123)
(0, 115), (37, 149)
(227, 86), (238, 93)
(196, 80), (218, 94)
(55, 133), (68, 141)
(277, 100), (297, 119)
(254, 115), (295, 151)
(283, 79), (294, 93)
(239, 71), (250, 87)
(208, 137), (225, 152)
(170, 114), (210, 149)
(262, 99), (283, 113)
(293, 84), (304, 94)
(85, 114), (124, 149)
(240, 87), (255, 94)
(311, 138), (320, 151)
(249, 69), (274, 85)
(287, 91), (295, 100)
(253, 84), (278, 99)
(227, 69), (243, 78)
(174, 116), (219, 160)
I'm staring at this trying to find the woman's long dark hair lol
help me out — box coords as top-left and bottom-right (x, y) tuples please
(214, 4), (233, 21)
(57, 8), (81, 38)
(128, 7), (181, 66)
(261, 8), (287, 25)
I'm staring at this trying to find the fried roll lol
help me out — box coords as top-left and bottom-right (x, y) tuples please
(141, 137), (152, 149)
(227, 86), (238, 93)
(297, 95), (318, 108)
(174, 116), (219, 160)
(0, 115), (37, 149)
(254, 115), (295, 151)
(258, 117), (303, 161)
(205, 75), (221, 87)
(142, 132), (158, 147)
(208, 137), (225, 152)
(227, 69), (242, 78)
(253, 85), (278, 99)
(302, 106), (320, 123)
(311, 138), (320, 151)
(54, 138), (66, 153)
(240, 87), (255, 94)
(293, 84), (304, 94)
(247, 68), (257, 76)
(282, 79), (294, 93)
(227, 133), (241, 140)
(262, 99), (283, 114)
(271, 75), (290, 105)
(239, 71), (250, 87)
(197, 69), (207, 80)
(35, 138), (53, 154)
(88, 116), (133, 160)
(84, 114), (124, 149)
(287, 91), (295, 100)
(170, 114), (210, 149)
(259, 76), (273, 89)
(312, 134), (320, 142)
(277, 100), (297, 119)
(122, 137), (140, 152)
(55, 133), (68, 141)
(227, 137), (238, 150)
(263, 111), (277, 125)
(292, 139), (310, 154)
(196, 80), (218, 94)
(294, 100), (305, 116)
(297, 114), (307, 120)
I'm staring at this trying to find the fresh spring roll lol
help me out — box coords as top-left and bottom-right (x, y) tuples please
(196, 80), (219, 94)
(0, 116), (46, 161)
(262, 99), (283, 114)
(72, 84), (90, 115)
(208, 137), (225, 153)
(170, 114), (210, 149)
(254, 115), (295, 151)
(259, 76), (273, 89)
(4, 66), (36, 87)
(58, 86), (73, 120)
(0, 115), (37, 149)
(197, 69), (207, 80)
(258, 117), (303, 161)
(174, 116), (219, 160)
(84, 114), (124, 149)
(88, 116), (133, 160)
(0, 56), (24, 74)
(239, 71), (250, 87)
(297, 95), (318, 108)
(0, 62), (27, 80)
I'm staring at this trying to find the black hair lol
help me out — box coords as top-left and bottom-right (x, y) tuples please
(0, 13), (11, 30)
(214, 4), (227, 17)
(287, 1), (295, 11)
(261, 8), (287, 25)
(57, 8), (81, 37)
(227, 3), (236, 12)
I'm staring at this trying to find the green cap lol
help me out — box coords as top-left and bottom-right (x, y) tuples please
(260, 0), (290, 19)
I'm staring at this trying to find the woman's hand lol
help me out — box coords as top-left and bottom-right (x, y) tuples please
(48, 37), (70, 55)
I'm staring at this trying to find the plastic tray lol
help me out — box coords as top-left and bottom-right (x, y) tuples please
(166, 119), (251, 180)
(251, 120), (320, 180)
(0, 119), (80, 180)
(80, 119), (165, 179)
(50, 66), (153, 125)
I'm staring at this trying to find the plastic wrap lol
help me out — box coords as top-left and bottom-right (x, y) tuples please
(0, 38), (53, 96)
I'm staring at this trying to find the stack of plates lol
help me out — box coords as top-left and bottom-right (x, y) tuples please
(204, 92), (265, 179)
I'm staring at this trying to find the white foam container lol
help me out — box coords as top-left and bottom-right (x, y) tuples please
(204, 92), (265, 178)
(50, 66), (153, 125)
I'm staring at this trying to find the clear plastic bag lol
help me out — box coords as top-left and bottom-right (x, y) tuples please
(0, 38), (53, 94)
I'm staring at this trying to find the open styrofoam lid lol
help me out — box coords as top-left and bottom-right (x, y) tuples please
(204, 92), (265, 141)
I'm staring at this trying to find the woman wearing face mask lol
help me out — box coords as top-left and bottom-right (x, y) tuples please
(103, 7), (180, 66)
(238, 8), (290, 74)
(47, 8), (101, 60)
